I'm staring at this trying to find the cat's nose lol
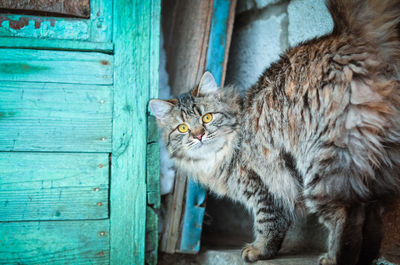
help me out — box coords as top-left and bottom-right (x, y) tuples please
(191, 128), (205, 141)
(194, 133), (204, 141)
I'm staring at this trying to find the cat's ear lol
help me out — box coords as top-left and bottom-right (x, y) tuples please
(192, 71), (219, 97)
(149, 99), (175, 121)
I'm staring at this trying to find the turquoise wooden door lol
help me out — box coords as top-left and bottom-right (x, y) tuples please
(0, 1), (160, 264)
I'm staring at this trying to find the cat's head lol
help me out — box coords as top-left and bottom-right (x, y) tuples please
(149, 72), (241, 162)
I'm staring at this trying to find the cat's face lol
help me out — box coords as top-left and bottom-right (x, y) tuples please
(150, 72), (241, 161)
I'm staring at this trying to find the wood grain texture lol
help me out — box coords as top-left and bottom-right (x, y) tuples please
(0, 49), (113, 85)
(146, 142), (160, 208)
(0, 220), (109, 264)
(161, 171), (187, 253)
(145, 206), (158, 265)
(206, 0), (237, 87)
(0, 82), (112, 152)
(110, 0), (160, 264)
(0, 152), (109, 221)
(0, 0), (112, 42)
(145, 0), (161, 263)
(162, 0), (213, 95)
(146, 116), (160, 208)
(0, 37), (113, 53)
(0, 0), (91, 18)
(160, 0), (237, 253)
(160, 0), (213, 254)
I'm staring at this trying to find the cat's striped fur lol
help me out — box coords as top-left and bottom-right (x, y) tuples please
(150, 0), (400, 264)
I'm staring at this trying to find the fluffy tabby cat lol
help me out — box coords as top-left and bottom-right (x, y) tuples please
(150, 0), (400, 264)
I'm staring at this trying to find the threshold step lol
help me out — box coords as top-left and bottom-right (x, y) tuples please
(159, 249), (321, 265)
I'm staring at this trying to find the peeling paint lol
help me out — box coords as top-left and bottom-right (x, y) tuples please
(0, 14), (90, 40)
(0, 15), (57, 30)
(0, 16), (30, 30)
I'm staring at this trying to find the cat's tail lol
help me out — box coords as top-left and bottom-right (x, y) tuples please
(327, 0), (400, 68)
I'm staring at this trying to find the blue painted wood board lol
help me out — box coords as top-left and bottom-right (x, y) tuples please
(0, 81), (112, 152)
(206, 0), (232, 85)
(0, 152), (109, 221)
(0, 220), (109, 264)
(179, 0), (235, 253)
(0, 49), (113, 85)
(110, 0), (160, 264)
(147, 142), (161, 208)
(179, 180), (207, 253)
(0, 0), (112, 42)
(0, 37), (113, 53)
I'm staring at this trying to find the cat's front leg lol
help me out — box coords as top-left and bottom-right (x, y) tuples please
(238, 183), (290, 262)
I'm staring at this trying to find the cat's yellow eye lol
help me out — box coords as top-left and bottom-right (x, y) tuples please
(202, 113), (213, 123)
(178, 124), (189, 133)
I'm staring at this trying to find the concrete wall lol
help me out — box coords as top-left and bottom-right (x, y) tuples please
(226, 0), (333, 90)
(203, 0), (334, 252)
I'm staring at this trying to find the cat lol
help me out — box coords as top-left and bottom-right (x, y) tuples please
(150, 0), (400, 264)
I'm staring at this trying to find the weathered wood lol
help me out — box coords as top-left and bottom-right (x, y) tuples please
(0, 0), (112, 42)
(90, 0), (113, 45)
(0, 37), (113, 53)
(146, 116), (160, 208)
(146, 142), (160, 208)
(145, 1), (161, 262)
(0, 220), (109, 264)
(110, 0), (160, 264)
(207, 0), (237, 87)
(0, 0), (91, 18)
(0, 82), (112, 152)
(145, 206), (158, 265)
(0, 152), (109, 221)
(147, 115), (159, 143)
(161, 0), (237, 254)
(0, 49), (113, 85)
(160, 0), (213, 254)
(162, 0), (213, 95)
(178, 0), (237, 253)
(161, 171), (187, 253)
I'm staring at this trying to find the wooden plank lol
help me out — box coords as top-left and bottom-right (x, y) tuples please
(145, 206), (158, 265)
(147, 115), (159, 144)
(0, 37), (113, 53)
(177, 0), (237, 253)
(145, 1), (161, 263)
(160, 0), (213, 254)
(90, 0), (113, 43)
(0, 82), (112, 152)
(162, 0), (213, 95)
(0, 220), (109, 264)
(0, 152), (109, 221)
(179, 180), (206, 253)
(161, 171), (187, 253)
(160, 0), (237, 254)
(146, 142), (160, 208)
(110, 0), (160, 264)
(0, 49), (113, 85)
(0, 0), (111, 42)
(206, 0), (237, 87)
(0, 0), (91, 18)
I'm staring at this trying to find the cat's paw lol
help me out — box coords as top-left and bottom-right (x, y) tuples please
(241, 244), (274, 263)
(319, 254), (336, 265)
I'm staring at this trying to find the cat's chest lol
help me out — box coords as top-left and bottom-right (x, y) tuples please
(181, 148), (230, 195)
